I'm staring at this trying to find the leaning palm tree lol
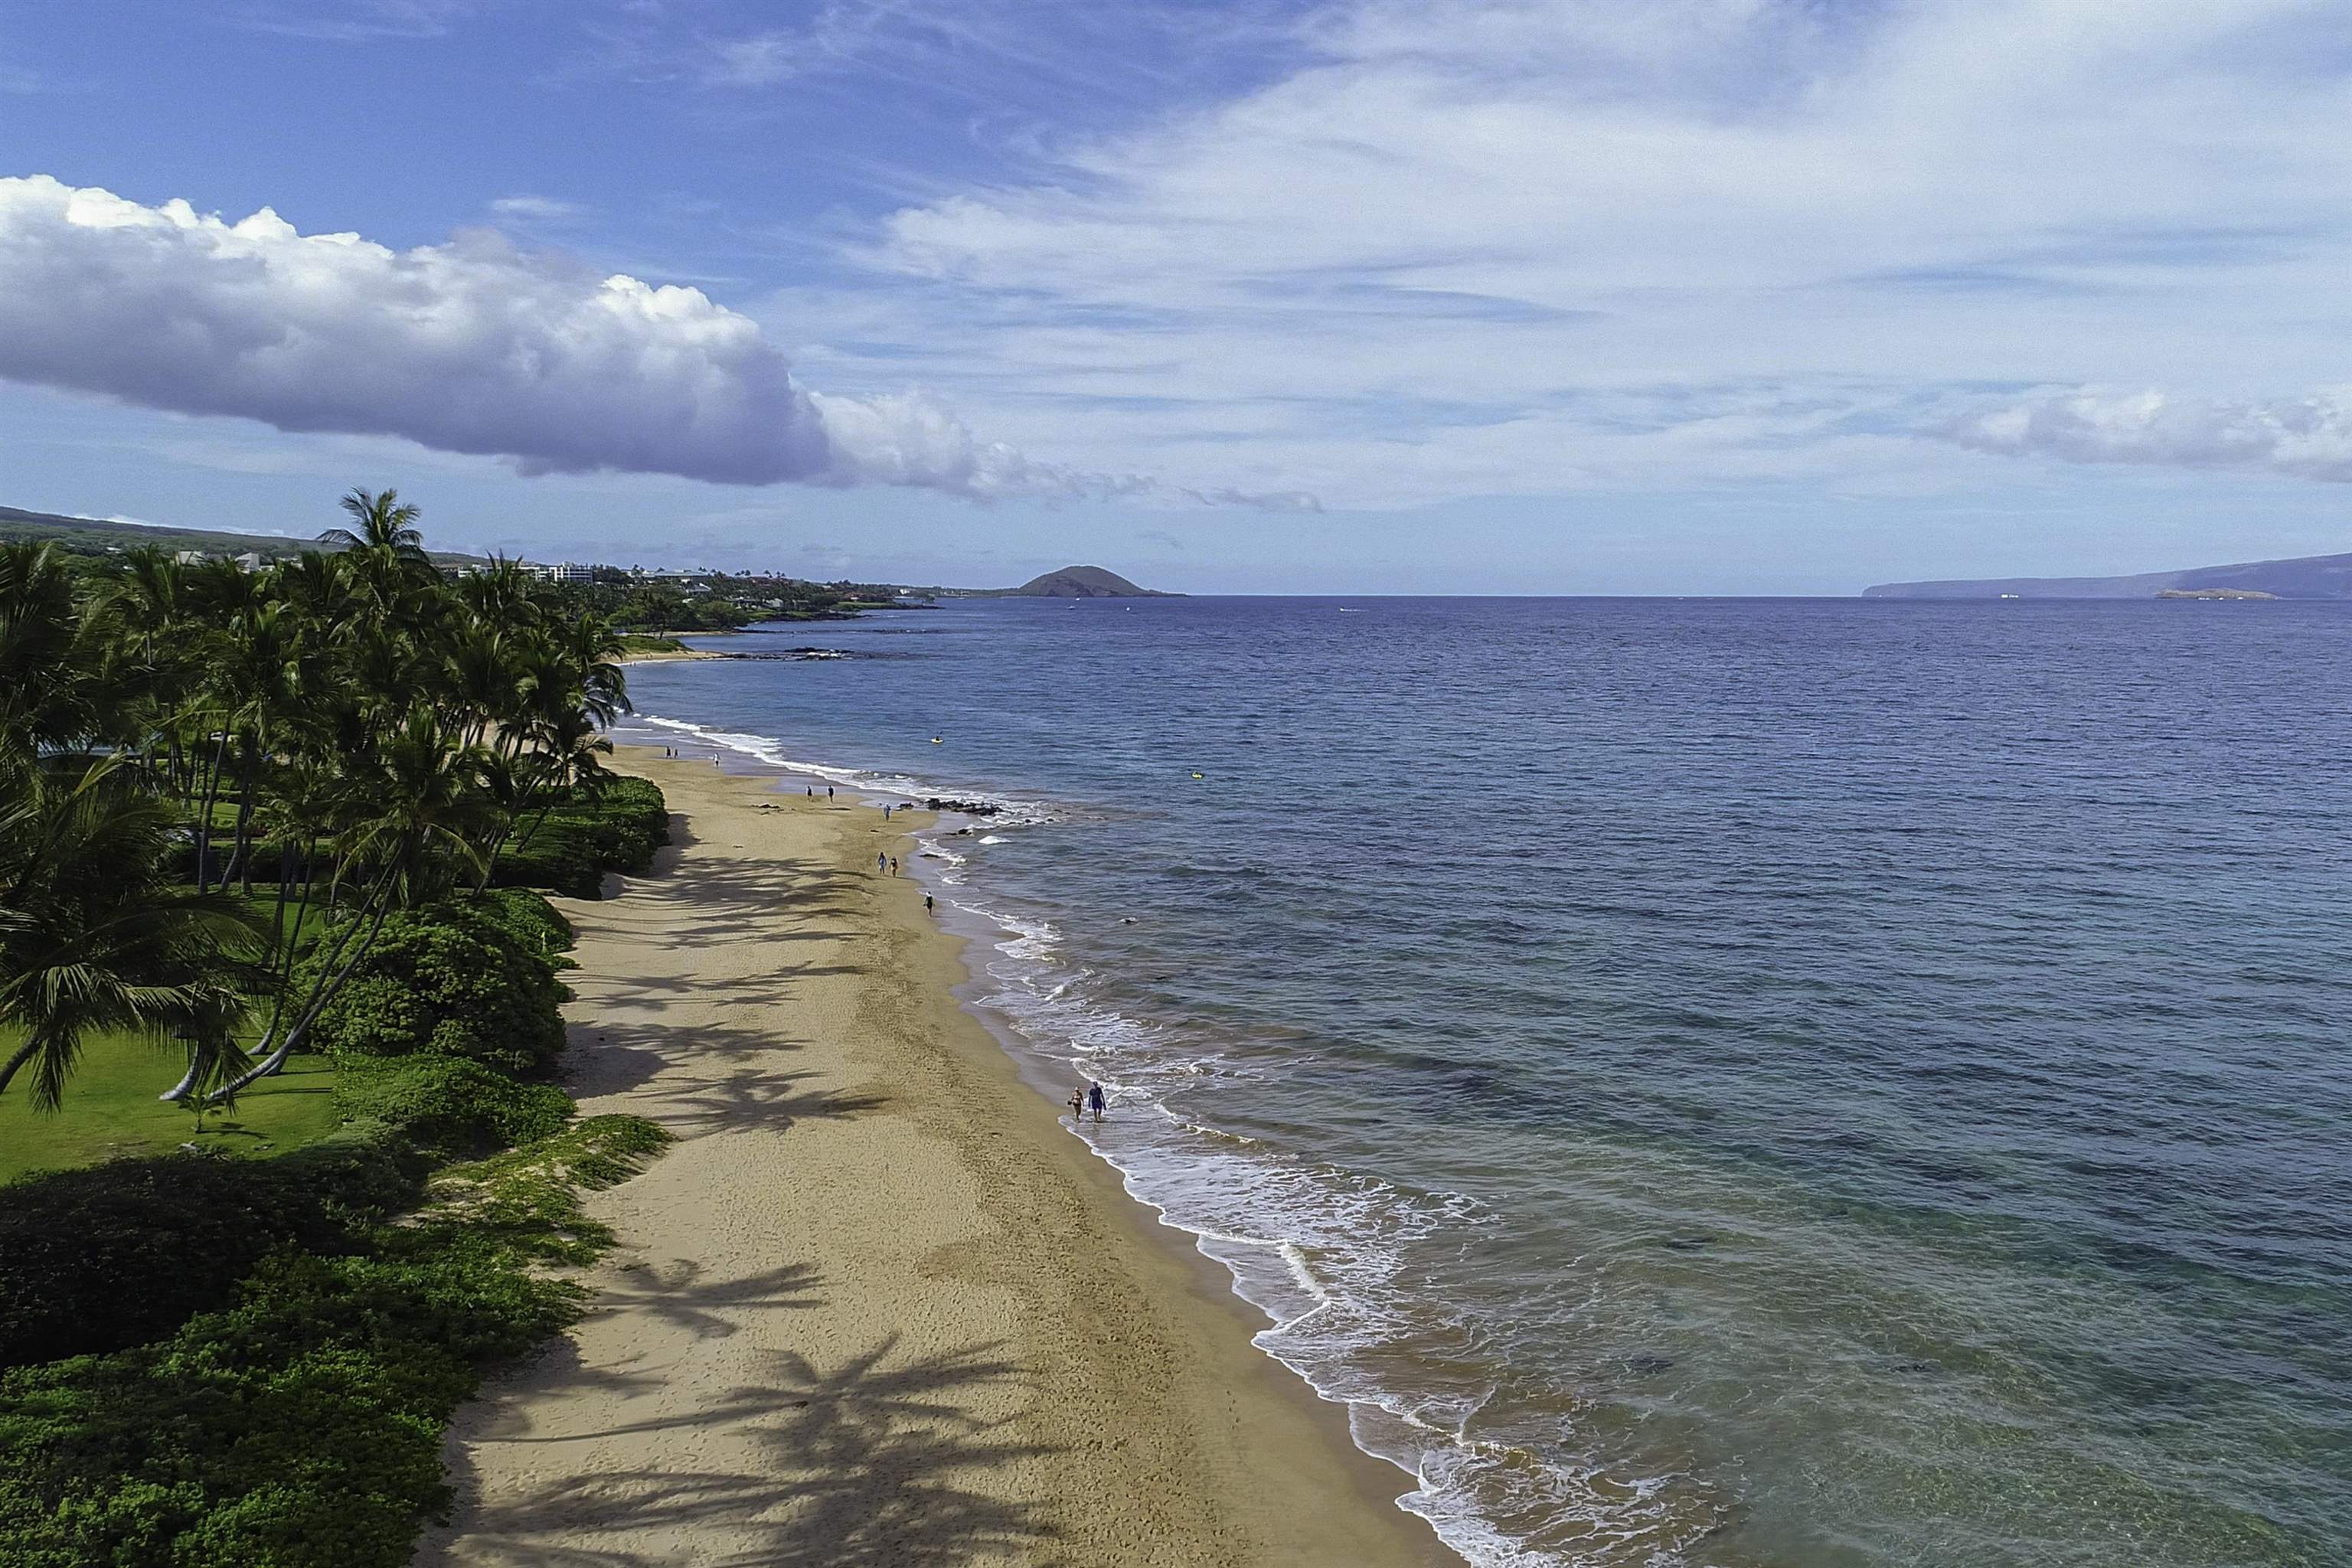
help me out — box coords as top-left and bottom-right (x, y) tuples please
(0, 763), (267, 1110)
(199, 706), (504, 1103)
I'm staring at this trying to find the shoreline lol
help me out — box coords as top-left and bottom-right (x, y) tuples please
(418, 745), (1449, 1566)
(616, 646), (724, 663)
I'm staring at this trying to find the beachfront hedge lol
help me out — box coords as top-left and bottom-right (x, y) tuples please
(491, 776), (670, 899)
(334, 1055), (574, 1154)
(302, 891), (573, 1078)
(0, 1119), (667, 1568)
(0, 1131), (421, 1370)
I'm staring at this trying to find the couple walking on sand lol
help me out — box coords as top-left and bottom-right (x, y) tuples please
(1069, 1082), (1106, 1124)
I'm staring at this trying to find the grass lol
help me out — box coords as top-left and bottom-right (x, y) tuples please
(0, 1031), (340, 1186)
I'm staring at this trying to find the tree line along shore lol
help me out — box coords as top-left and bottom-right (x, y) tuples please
(0, 489), (681, 1565)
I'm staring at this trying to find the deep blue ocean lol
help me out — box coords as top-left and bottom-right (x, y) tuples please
(617, 596), (2350, 1568)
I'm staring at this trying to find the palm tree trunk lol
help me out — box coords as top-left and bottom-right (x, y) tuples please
(229, 736), (258, 894)
(191, 728), (228, 891)
(0, 1033), (41, 1098)
(158, 1040), (213, 1104)
(200, 866), (394, 1103)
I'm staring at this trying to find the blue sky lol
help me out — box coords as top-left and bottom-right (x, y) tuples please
(2, 0), (2350, 592)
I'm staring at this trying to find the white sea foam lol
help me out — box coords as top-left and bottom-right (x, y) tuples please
(622, 714), (1057, 829)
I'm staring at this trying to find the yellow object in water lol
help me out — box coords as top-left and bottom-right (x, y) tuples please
(1191, 772), (1205, 779)
(931, 737), (943, 744)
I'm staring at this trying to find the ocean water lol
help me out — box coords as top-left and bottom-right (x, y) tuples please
(617, 597), (2352, 1568)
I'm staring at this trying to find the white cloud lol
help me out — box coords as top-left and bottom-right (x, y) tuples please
(825, 0), (2352, 504)
(235, 0), (488, 43)
(0, 175), (1150, 501)
(1947, 387), (2352, 482)
(709, 31), (803, 87)
(488, 193), (592, 224)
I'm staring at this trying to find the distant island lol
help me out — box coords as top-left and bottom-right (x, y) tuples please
(929, 565), (1180, 599)
(1865, 549), (2352, 599)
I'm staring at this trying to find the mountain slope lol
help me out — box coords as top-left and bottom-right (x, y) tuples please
(0, 505), (320, 560)
(1864, 550), (2352, 599)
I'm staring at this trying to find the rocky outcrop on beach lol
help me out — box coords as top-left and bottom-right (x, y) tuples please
(921, 796), (1001, 816)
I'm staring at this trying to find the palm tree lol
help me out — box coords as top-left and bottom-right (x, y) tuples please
(0, 763), (266, 1110)
(0, 541), (113, 779)
(316, 487), (435, 614)
(201, 596), (309, 893)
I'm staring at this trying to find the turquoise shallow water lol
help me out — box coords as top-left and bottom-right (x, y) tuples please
(620, 597), (2351, 1567)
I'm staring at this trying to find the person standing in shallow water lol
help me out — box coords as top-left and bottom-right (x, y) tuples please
(1088, 1082), (1106, 1122)
(1068, 1087), (1085, 1125)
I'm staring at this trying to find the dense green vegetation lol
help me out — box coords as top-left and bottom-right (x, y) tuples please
(2, 487), (641, 1110)
(0, 489), (675, 1564)
(553, 568), (907, 631)
(0, 505), (326, 567)
(0, 1116), (665, 1567)
(485, 773), (669, 898)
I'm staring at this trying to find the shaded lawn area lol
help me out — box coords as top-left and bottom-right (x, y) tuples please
(0, 1032), (338, 1186)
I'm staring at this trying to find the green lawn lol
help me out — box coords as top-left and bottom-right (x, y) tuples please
(0, 1032), (339, 1186)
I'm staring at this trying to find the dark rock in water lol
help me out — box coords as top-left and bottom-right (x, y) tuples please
(1627, 1354), (1676, 1377)
(1658, 1233), (1717, 1251)
(924, 796), (1001, 817)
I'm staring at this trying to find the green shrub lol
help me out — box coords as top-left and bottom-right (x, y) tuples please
(302, 895), (570, 1077)
(423, 1115), (673, 1266)
(0, 1240), (578, 1568)
(334, 1056), (573, 1155)
(489, 776), (669, 899)
(0, 1139), (417, 1370)
(0, 1116), (667, 1567)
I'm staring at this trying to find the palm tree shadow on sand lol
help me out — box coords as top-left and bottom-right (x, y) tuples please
(426, 1332), (1062, 1568)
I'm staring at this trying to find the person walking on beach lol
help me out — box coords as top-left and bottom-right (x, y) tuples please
(877, 851), (887, 874)
(827, 786), (834, 799)
(1088, 1082), (1106, 1122)
(1068, 1087), (1086, 1124)
(925, 894), (934, 913)
(889, 856), (899, 876)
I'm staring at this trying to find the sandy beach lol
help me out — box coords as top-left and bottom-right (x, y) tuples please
(617, 647), (726, 664)
(416, 746), (1445, 1567)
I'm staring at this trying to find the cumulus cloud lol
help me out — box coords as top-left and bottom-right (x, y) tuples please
(1947, 388), (2352, 483)
(0, 175), (1155, 501)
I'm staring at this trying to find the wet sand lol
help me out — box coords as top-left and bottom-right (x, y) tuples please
(416, 746), (1446, 1567)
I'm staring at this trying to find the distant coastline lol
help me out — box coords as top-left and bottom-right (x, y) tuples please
(1865, 547), (2352, 599)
